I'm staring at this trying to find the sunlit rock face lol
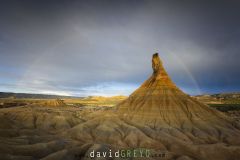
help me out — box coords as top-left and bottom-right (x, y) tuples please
(117, 53), (234, 130)
(40, 99), (66, 107)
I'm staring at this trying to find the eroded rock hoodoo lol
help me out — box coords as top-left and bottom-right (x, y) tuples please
(117, 53), (237, 132)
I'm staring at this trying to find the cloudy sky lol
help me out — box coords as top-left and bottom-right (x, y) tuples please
(0, 0), (240, 96)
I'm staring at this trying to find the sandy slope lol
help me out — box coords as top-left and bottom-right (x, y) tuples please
(1, 106), (240, 160)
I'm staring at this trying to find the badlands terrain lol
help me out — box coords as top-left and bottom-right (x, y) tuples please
(1, 54), (240, 160)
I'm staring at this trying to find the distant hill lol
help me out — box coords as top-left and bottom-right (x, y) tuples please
(0, 92), (81, 99)
(64, 95), (127, 107)
(194, 92), (240, 104)
(1, 91), (240, 104)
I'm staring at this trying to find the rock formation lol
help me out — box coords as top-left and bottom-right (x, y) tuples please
(41, 99), (66, 107)
(117, 53), (240, 142)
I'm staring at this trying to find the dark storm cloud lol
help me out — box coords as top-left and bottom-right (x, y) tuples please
(0, 0), (240, 96)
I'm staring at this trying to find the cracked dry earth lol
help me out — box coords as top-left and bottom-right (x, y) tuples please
(1, 53), (240, 160)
